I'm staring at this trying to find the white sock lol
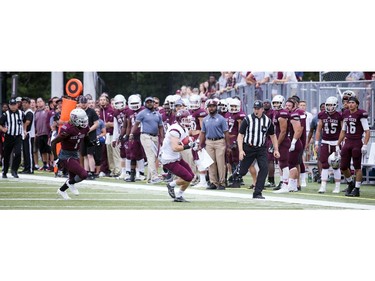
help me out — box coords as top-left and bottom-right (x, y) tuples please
(321, 180), (327, 189)
(321, 169), (329, 181)
(177, 189), (184, 198)
(169, 180), (177, 187)
(355, 181), (361, 188)
(335, 181), (341, 189)
(199, 174), (206, 183)
(300, 173), (306, 182)
(125, 159), (131, 173)
(137, 159), (145, 173)
(288, 178), (297, 190)
(346, 176), (353, 183)
(333, 169), (341, 180)
(282, 167), (289, 183)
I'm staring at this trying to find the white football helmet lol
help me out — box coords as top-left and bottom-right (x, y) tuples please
(342, 90), (356, 102)
(272, 95), (285, 110)
(128, 94), (142, 111)
(328, 152), (340, 169)
(228, 98), (241, 113)
(325, 96), (338, 113)
(70, 108), (88, 128)
(175, 109), (193, 129)
(218, 99), (228, 113)
(168, 95), (180, 110)
(189, 94), (201, 110)
(113, 94), (126, 110)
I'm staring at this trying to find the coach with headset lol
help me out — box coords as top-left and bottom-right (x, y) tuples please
(230, 100), (280, 199)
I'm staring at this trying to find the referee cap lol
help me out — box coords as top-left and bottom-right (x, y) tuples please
(253, 100), (263, 109)
(9, 98), (17, 105)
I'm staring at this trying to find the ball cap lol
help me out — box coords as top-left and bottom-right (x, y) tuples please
(79, 96), (88, 103)
(253, 100), (264, 109)
(145, 97), (154, 102)
(9, 98), (17, 105)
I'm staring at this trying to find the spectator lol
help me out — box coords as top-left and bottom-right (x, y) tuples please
(94, 107), (106, 177)
(198, 99), (231, 190)
(21, 97), (35, 174)
(306, 102), (326, 180)
(346, 72), (364, 81)
(34, 97), (52, 171)
(0, 103), (9, 166)
(295, 72), (304, 82)
(208, 73), (219, 96)
(98, 93), (120, 177)
(79, 96), (99, 180)
(273, 72), (298, 96)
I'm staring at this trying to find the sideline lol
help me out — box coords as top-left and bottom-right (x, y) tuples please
(6, 174), (375, 210)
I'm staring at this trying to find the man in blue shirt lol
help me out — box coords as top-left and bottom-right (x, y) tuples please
(198, 99), (231, 190)
(131, 97), (164, 184)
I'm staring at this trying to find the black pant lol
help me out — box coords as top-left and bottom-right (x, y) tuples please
(23, 135), (34, 172)
(235, 145), (268, 196)
(2, 134), (22, 174)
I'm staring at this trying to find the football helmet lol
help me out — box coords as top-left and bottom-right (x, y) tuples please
(128, 94), (142, 111)
(168, 95), (180, 110)
(325, 96), (338, 113)
(328, 152), (340, 169)
(70, 108), (88, 128)
(113, 94), (126, 110)
(189, 94), (201, 110)
(342, 90), (356, 103)
(218, 99), (228, 113)
(272, 95), (285, 110)
(175, 109), (193, 129)
(228, 98), (241, 113)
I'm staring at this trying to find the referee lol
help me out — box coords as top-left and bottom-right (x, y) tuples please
(0, 98), (25, 178)
(230, 100), (280, 199)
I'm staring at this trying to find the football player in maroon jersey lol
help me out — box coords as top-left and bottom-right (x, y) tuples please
(337, 97), (370, 197)
(52, 108), (90, 200)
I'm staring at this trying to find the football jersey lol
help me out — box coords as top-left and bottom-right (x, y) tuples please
(272, 109), (290, 138)
(126, 106), (144, 135)
(60, 123), (89, 151)
(342, 109), (368, 140)
(226, 110), (246, 135)
(190, 108), (207, 131)
(318, 111), (343, 141)
(159, 123), (189, 164)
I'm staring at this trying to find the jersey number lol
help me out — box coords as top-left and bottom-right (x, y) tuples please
(324, 122), (338, 134)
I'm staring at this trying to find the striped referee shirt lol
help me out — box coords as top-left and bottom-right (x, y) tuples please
(239, 113), (274, 147)
(0, 109), (24, 136)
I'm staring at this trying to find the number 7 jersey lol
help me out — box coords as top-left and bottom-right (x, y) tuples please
(318, 111), (343, 141)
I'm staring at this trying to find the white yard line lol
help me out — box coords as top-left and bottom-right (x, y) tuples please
(3, 175), (374, 210)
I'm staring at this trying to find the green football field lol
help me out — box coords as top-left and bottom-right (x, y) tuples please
(1, 170), (375, 210)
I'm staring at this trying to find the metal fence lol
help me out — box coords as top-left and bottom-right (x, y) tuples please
(220, 80), (375, 127)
